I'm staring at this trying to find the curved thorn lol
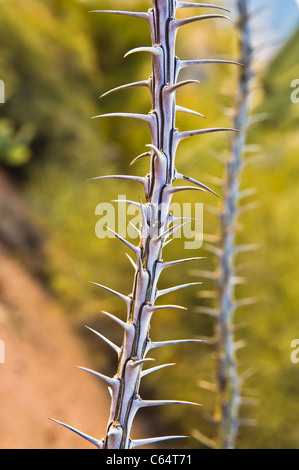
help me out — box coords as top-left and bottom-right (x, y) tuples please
(100, 80), (149, 99)
(157, 282), (202, 298)
(162, 257), (204, 269)
(165, 79), (200, 94)
(76, 366), (117, 389)
(130, 358), (155, 368)
(89, 281), (131, 307)
(139, 197), (148, 229)
(173, 14), (231, 30)
(179, 58), (243, 70)
(92, 112), (154, 126)
(130, 435), (187, 449)
(49, 418), (103, 448)
(145, 143), (166, 160)
(85, 326), (120, 355)
(124, 46), (161, 59)
(136, 398), (201, 409)
(141, 363), (175, 378)
(177, 2), (229, 12)
(146, 304), (187, 312)
(89, 10), (149, 21)
(149, 339), (203, 349)
(130, 151), (151, 166)
(112, 199), (141, 208)
(176, 127), (239, 143)
(167, 185), (205, 195)
(158, 221), (191, 241)
(88, 174), (146, 187)
(176, 105), (205, 118)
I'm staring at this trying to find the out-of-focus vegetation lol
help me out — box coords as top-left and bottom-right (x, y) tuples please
(1, 0), (299, 448)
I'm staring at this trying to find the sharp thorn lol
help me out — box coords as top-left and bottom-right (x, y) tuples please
(99, 310), (131, 331)
(179, 58), (243, 70)
(158, 221), (192, 241)
(112, 199), (141, 208)
(176, 127), (239, 143)
(145, 304), (188, 312)
(176, 105), (205, 118)
(129, 358), (155, 368)
(136, 398), (201, 409)
(173, 14), (231, 30)
(49, 418), (103, 448)
(85, 326), (120, 355)
(149, 339), (203, 349)
(76, 366), (117, 389)
(141, 363), (175, 378)
(165, 79), (200, 94)
(175, 172), (218, 196)
(157, 282), (202, 298)
(125, 252), (138, 270)
(162, 257), (204, 269)
(145, 143), (166, 161)
(89, 10), (149, 21)
(100, 80), (149, 99)
(88, 174), (146, 187)
(128, 220), (141, 236)
(92, 112), (154, 126)
(104, 225), (140, 256)
(124, 46), (161, 58)
(177, 2), (229, 12)
(168, 185), (205, 195)
(89, 281), (131, 307)
(130, 151), (151, 166)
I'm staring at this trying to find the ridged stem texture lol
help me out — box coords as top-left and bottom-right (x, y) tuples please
(52, 0), (238, 449)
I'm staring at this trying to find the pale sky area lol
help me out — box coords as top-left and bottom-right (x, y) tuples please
(230, 0), (299, 60)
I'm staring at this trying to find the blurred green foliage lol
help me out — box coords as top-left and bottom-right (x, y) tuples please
(1, 0), (299, 449)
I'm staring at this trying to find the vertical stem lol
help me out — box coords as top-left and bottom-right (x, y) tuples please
(53, 0), (236, 450)
(215, 0), (253, 449)
(103, 0), (182, 449)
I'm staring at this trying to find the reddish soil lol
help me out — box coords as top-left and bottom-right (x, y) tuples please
(0, 246), (111, 449)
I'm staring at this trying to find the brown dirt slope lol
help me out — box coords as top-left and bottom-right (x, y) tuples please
(0, 246), (111, 449)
